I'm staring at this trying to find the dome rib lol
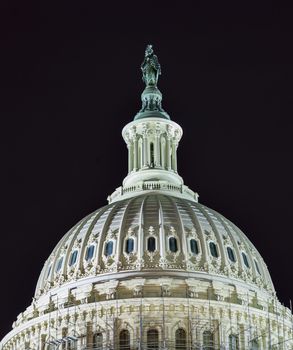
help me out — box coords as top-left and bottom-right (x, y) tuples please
(137, 195), (148, 269)
(158, 194), (165, 259)
(63, 211), (99, 276)
(210, 208), (243, 271)
(226, 218), (265, 282)
(96, 201), (126, 272)
(195, 204), (228, 268)
(168, 195), (188, 264)
(184, 200), (208, 264)
(77, 204), (111, 272)
(115, 196), (137, 266)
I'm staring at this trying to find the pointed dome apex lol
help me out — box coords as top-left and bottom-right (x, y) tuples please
(134, 45), (170, 120)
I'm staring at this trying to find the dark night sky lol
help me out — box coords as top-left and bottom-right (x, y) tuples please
(1, 1), (293, 340)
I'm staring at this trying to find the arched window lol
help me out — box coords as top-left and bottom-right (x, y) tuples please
(190, 239), (199, 255)
(147, 237), (156, 252)
(242, 252), (250, 268)
(119, 330), (130, 350)
(209, 242), (218, 258)
(150, 142), (154, 166)
(147, 329), (159, 349)
(69, 250), (78, 266)
(85, 245), (95, 261)
(169, 237), (178, 252)
(227, 247), (236, 262)
(125, 238), (134, 254)
(93, 332), (103, 349)
(251, 339), (259, 350)
(105, 241), (114, 257)
(203, 330), (214, 349)
(56, 257), (63, 273)
(175, 328), (187, 350)
(67, 338), (76, 350)
(254, 260), (261, 275)
(229, 334), (239, 350)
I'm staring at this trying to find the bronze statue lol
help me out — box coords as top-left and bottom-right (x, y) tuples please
(141, 44), (161, 87)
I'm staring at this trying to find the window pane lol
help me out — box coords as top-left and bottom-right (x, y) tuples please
(93, 332), (103, 349)
(255, 260), (261, 275)
(126, 238), (134, 254)
(242, 252), (250, 268)
(190, 239), (199, 255)
(229, 334), (239, 350)
(209, 242), (218, 258)
(227, 247), (236, 262)
(86, 245), (95, 261)
(147, 237), (156, 252)
(169, 237), (178, 252)
(69, 251), (78, 266)
(251, 339), (259, 350)
(56, 257), (63, 272)
(46, 265), (52, 278)
(105, 241), (113, 256)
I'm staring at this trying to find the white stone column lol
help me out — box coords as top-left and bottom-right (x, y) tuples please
(166, 136), (171, 170)
(155, 130), (161, 167)
(128, 142), (134, 173)
(133, 137), (138, 171)
(143, 134), (148, 167)
(171, 139), (177, 172)
(161, 135), (165, 169)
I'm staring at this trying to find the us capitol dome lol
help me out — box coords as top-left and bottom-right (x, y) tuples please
(1, 45), (292, 350)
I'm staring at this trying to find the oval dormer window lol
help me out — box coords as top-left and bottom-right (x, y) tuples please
(190, 239), (199, 255)
(255, 260), (261, 275)
(69, 250), (78, 266)
(125, 238), (134, 254)
(147, 237), (156, 252)
(227, 247), (236, 262)
(85, 245), (95, 261)
(242, 252), (250, 268)
(105, 241), (114, 257)
(46, 264), (52, 278)
(209, 242), (218, 258)
(169, 237), (178, 252)
(56, 257), (63, 273)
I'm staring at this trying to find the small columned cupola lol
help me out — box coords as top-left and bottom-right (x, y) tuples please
(108, 45), (198, 204)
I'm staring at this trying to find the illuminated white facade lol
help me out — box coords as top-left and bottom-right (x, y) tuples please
(1, 45), (292, 350)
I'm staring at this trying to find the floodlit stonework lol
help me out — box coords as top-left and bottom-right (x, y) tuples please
(1, 45), (292, 350)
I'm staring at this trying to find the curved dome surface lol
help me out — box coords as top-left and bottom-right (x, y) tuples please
(36, 193), (274, 298)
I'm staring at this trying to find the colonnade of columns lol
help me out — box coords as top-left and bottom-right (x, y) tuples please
(127, 132), (178, 173)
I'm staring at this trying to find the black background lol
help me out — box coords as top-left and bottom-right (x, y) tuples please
(1, 1), (293, 340)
